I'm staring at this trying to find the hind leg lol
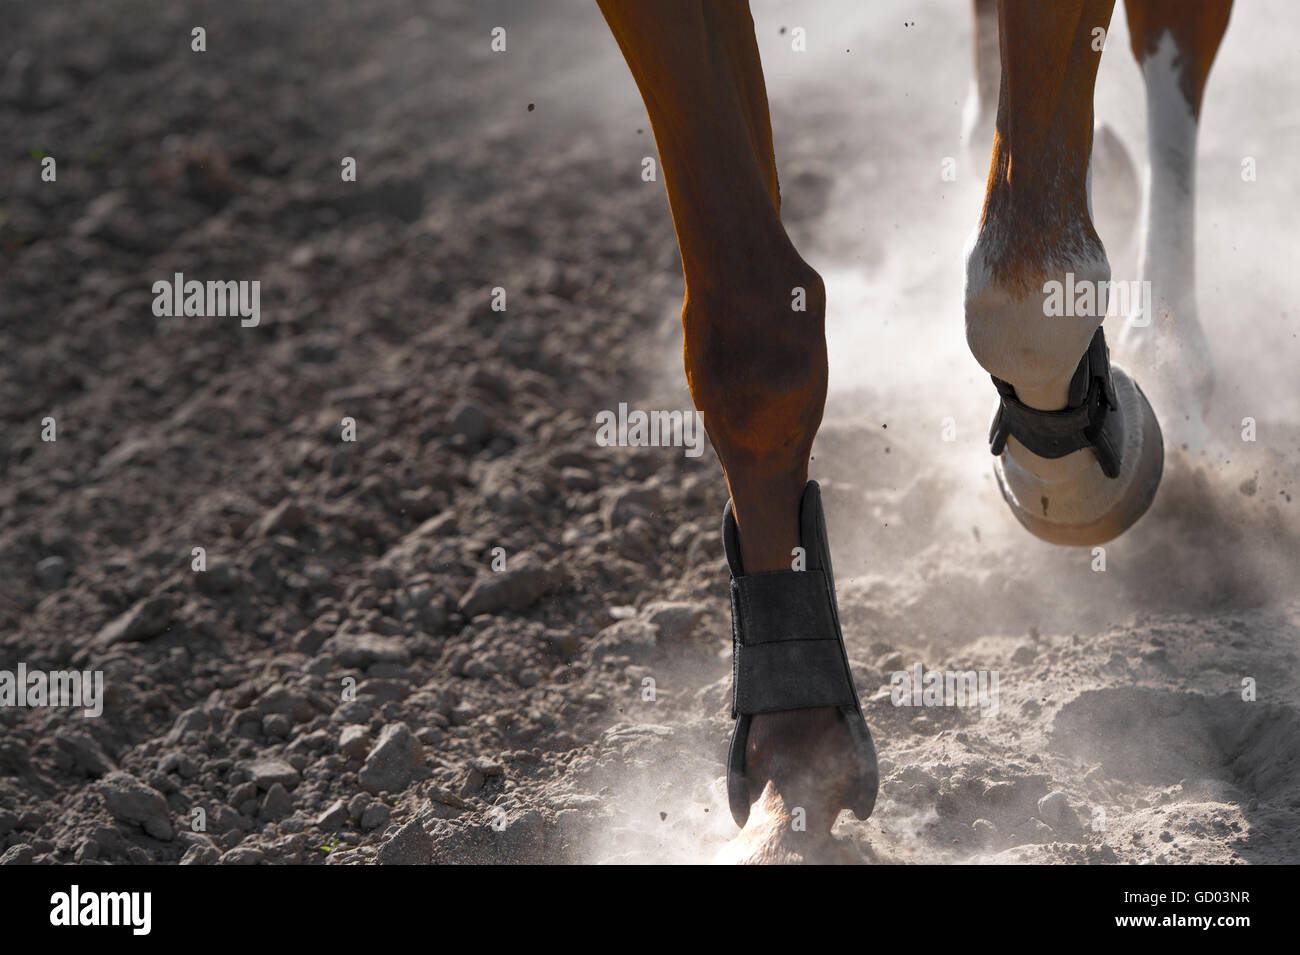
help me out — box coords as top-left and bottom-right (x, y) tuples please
(1119, 0), (1233, 431)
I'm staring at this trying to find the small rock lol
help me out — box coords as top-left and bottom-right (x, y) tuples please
(54, 727), (116, 777)
(460, 758), (506, 797)
(257, 499), (310, 536)
(560, 467), (598, 491)
(0, 844), (35, 865)
(158, 750), (198, 779)
(356, 678), (411, 705)
(449, 703), (477, 726)
(316, 799), (348, 830)
(35, 555), (69, 589)
(261, 783), (293, 821)
(219, 846), (266, 865)
(165, 707), (210, 744)
(339, 724), (370, 759)
(601, 484), (661, 529)
(348, 793), (374, 821)
(449, 402), (489, 444)
(1037, 791), (1077, 830)
(229, 781), (259, 808)
(457, 553), (559, 617)
(322, 631), (411, 669)
(590, 619), (657, 661)
(360, 802), (392, 831)
(332, 700), (372, 724)
(413, 511), (459, 538)
(98, 771), (173, 840)
(265, 692), (321, 729)
(983, 781), (1017, 803)
(415, 726), (444, 746)
(358, 723), (420, 794)
(1028, 818), (1056, 841)
(94, 594), (175, 647)
(262, 713), (291, 738)
(195, 560), (237, 594)
(240, 757), (300, 791)
(180, 844), (221, 865)
(377, 819), (433, 864)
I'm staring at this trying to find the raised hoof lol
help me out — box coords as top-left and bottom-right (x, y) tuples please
(992, 363), (1164, 546)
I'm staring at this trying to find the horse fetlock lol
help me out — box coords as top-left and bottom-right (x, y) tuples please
(964, 232), (1111, 411)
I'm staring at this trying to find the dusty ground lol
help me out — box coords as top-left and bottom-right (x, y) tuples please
(2, 0), (1298, 865)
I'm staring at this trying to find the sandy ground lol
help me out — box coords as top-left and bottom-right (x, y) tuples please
(2, 0), (1298, 865)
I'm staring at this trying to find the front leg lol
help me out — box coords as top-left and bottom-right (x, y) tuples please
(964, 0), (1164, 545)
(596, 0), (878, 860)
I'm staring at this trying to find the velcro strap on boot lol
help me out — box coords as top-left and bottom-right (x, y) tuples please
(988, 327), (1123, 478)
(729, 569), (858, 717)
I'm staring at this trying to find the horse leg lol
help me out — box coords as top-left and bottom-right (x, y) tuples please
(966, 0), (1140, 253)
(965, 0), (1164, 545)
(596, 0), (860, 861)
(1119, 0), (1233, 426)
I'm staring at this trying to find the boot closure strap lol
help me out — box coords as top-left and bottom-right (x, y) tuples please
(988, 327), (1123, 478)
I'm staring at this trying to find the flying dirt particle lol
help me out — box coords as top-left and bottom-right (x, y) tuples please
(779, 26), (787, 35)
(636, 128), (643, 134)
(972, 526), (981, 542)
(659, 812), (667, 821)
(1041, 496), (1049, 515)
(527, 103), (535, 112)
(1239, 476), (1258, 496)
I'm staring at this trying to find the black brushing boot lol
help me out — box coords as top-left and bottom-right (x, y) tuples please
(723, 480), (879, 827)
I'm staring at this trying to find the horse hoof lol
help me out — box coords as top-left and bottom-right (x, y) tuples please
(992, 363), (1164, 546)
